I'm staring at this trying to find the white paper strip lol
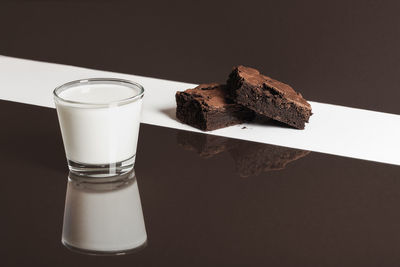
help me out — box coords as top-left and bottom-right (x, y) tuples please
(1, 55), (400, 166)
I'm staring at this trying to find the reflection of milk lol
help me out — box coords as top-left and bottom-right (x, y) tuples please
(62, 171), (147, 254)
(55, 84), (142, 165)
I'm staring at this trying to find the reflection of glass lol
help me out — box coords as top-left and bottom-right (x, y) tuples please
(61, 170), (147, 255)
(177, 130), (310, 177)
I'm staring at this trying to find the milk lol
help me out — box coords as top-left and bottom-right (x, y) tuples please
(55, 83), (143, 165)
(62, 173), (147, 253)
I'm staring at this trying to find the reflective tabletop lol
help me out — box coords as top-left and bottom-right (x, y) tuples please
(1, 100), (400, 266)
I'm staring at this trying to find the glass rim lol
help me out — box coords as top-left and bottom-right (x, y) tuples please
(53, 78), (145, 107)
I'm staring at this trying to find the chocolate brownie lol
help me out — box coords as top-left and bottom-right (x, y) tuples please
(227, 66), (312, 129)
(176, 83), (255, 131)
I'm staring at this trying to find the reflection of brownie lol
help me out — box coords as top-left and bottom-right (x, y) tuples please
(176, 83), (254, 131)
(227, 66), (312, 129)
(229, 141), (310, 177)
(177, 131), (228, 158)
(177, 129), (310, 177)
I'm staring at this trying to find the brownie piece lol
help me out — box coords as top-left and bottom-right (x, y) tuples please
(229, 141), (310, 177)
(227, 66), (312, 129)
(176, 83), (255, 131)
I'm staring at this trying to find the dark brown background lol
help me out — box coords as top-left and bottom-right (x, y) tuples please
(1, 0), (400, 114)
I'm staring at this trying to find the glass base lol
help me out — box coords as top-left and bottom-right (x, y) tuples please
(62, 239), (147, 256)
(68, 155), (135, 178)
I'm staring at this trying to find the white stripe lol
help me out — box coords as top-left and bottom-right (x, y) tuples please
(1, 55), (400, 165)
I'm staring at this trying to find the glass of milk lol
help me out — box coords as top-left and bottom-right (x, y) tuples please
(62, 170), (147, 255)
(54, 78), (144, 177)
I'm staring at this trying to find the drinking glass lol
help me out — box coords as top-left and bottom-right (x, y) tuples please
(54, 78), (144, 177)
